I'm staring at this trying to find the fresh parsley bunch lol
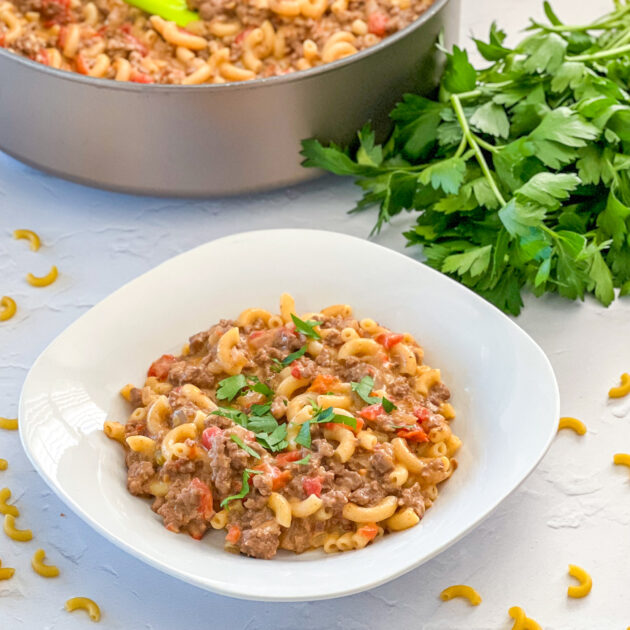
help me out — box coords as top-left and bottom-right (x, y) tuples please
(302, 1), (630, 315)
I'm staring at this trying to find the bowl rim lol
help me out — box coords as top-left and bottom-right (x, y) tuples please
(0, 0), (451, 92)
(18, 228), (560, 601)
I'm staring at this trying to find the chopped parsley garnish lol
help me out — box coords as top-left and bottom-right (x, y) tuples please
(295, 407), (358, 448)
(212, 407), (249, 426)
(294, 454), (311, 466)
(271, 344), (308, 373)
(216, 374), (248, 401)
(230, 434), (261, 459)
(216, 374), (273, 401)
(220, 468), (263, 509)
(290, 314), (321, 340)
(213, 406), (288, 454)
(351, 376), (397, 412)
(250, 402), (272, 416)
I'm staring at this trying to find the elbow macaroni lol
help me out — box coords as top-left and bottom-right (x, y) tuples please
(31, 549), (60, 577)
(440, 584), (482, 606)
(567, 564), (592, 598)
(65, 597), (101, 622)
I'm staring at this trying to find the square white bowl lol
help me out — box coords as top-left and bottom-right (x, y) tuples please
(19, 229), (559, 601)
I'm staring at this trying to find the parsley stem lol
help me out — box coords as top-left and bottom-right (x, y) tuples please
(569, 42), (630, 62)
(450, 94), (506, 207)
(453, 136), (468, 159)
(474, 136), (502, 154)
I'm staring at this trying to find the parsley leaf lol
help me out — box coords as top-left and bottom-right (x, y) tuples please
(290, 314), (321, 340)
(350, 376), (397, 412)
(351, 375), (380, 405)
(220, 468), (263, 509)
(230, 435), (261, 459)
(211, 407), (249, 426)
(294, 454), (312, 466)
(282, 345), (307, 366)
(216, 374), (274, 401)
(442, 45), (476, 94)
(216, 375), (248, 401)
(296, 421), (312, 448)
(250, 402), (272, 416)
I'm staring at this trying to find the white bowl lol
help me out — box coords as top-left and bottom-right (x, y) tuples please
(19, 229), (559, 601)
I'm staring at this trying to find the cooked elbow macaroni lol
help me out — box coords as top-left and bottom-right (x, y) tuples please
(104, 295), (458, 558)
(0, 0), (437, 84)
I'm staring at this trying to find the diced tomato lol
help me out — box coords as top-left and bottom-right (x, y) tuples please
(396, 427), (430, 442)
(308, 374), (339, 394)
(75, 54), (89, 75)
(375, 332), (404, 349)
(302, 476), (322, 497)
(225, 524), (241, 544)
(147, 354), (176, 380)
(57, 26), (68, 48)
(0, 33), (5, 47)
(120, 22), (132, 34)
(367, 12), (388, 36)
(356, 522), (379, 541)
(413, 407), (431, 423)
(36, 49), (50, 66)
(130, 71), (154, 83)
(323, 416), (364, 434)
(190, 478), (214, 520)
(271, 468), (292, 490)
(234, 27), (253, 45)
(275, 451), (303, 467)
(201, 426), (222, 450)
(359, 404), (384, 421)
(291, 364), (302, 379)
(248, 330), (266, 340)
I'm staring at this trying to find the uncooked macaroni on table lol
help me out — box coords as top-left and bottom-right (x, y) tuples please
(104, 294), (459, 558)
(0, 0), (435, 83)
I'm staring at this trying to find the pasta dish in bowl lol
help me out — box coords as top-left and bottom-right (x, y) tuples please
(18, 229), (558, 600)
(104, 294), (459, 558)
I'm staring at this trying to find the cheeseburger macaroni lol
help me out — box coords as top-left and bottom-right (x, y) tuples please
(0, 0), (436, 83)
(104, 295), (460, 558)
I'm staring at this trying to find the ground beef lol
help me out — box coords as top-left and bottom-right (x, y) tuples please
(127, 460), (155, 496)
(388, 376), (412, 398)
(338, 356), (372, 383)
(370, 450), (394, 476)
(168, 361), (217, 389)
(156, 479), (205, 533)
(238, 519), (281, 559)
(400, 484), (427, 518)
(349, 480), (386, 506)
(429, 382), (451, 406)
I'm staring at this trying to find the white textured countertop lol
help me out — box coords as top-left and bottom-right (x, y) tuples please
(1, 0), (625, 627)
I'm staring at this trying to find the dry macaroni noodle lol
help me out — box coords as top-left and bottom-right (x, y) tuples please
(31, 549), (60, 578)
(0, 559), (15, 580)
(4, 514), (33, 541)
(440, 584), (482, 606)
(609, 373), (630, 398)
(0, 460), (7, 471)
(508, 606), (542, 630)
(0, 488), (19, 516)
(13, 228), (41, 251)
(0, 417), (18, 430)
(558, 417), (586, 435)
(26, 265), (58, 287)
(65, 597), (101, 622)
(567, 564), (592, 598)
(0, 296), (17, 322)
(614, 453), (630, 467)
